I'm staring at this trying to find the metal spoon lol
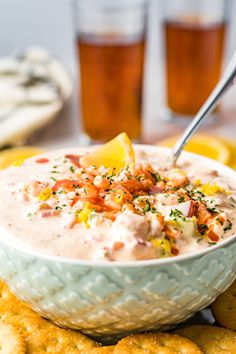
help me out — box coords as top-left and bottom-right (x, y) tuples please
(167, 49), (236, 167)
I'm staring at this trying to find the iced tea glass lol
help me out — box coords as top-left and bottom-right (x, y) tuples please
(163, 0), (229, 121)
(74, 0), (147, 143)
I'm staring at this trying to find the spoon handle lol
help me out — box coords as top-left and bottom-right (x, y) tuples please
(169, 50), (236, 166)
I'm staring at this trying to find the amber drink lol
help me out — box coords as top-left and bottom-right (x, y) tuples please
(74, 0), (147, 142)
(163, 0), (229, 120)
(77, 35), (145, 141)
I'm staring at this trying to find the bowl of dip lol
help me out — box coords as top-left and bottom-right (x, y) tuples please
(0, 145), (235, 340)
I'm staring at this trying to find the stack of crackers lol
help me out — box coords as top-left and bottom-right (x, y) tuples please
(0, 279), (235, 353)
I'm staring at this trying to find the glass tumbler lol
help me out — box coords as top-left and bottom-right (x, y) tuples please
(163, 0), (230, 121)
(73, 0), (148, 143)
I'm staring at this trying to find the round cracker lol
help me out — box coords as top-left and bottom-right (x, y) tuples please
(0, 320), (26, 354)
(211, 281), (236, 330)
(25, 324), (98, 354)
(114, 333), (202, 353)
(91, 346), (115, 353)
(3, 313), (98, 354)
(175, 325), (236, 354)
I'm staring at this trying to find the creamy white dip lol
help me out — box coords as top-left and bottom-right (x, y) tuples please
(0, 147), (235, 261)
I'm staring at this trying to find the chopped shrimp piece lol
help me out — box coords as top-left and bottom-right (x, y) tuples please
(112, 165), (155, 193)
(207, 212), (227, 240)
(196, 203), (227, 240)
(164, 224), (181, 240)
(122, 203), (136, 214)
(38, 203), (52, 211)
(165, 168), (189, 188)
(27, 181), (50, 197)
(82, 183), (98, 199)
(77, 172), (94, 183)
(155, 193), (180, 205)
(104, 187), (132, 211)
(93, 175), (110, 190)
(150, 181), (166, 194)
(150, 213), (164, 236)
(128, 163), (154, 178)
(195, 202), (212, 225)
(52, 179), (80, 191)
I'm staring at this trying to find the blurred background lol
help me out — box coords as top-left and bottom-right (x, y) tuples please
(0, 0), (236, 154)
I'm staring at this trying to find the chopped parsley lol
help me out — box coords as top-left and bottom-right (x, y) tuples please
(50, 176), (57, 182)
(170, 187), (178, 191)
(216, 217), (223, 225)
(208, 241), (217, 246)
(55, 206), (62, 210)
(224, 221), (232, 232)
(136, 175), (144, 181)
(143, 200), (150, 212)
(188, 189), (205, 201)
(150, 207), (157, 213)
(170, 209), (183, 219)
(51, 170), (60, 174)
(178, 196), (185, 203)
(150, 172), (163, 182)
(70, 166), (75, 173)
(207, 206), (219, 213)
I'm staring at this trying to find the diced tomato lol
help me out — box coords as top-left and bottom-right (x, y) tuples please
(52, 179), (80, 191)
(65, 154), (81, 167)
(208, 230), (219, 242)
(70, 196), (80, 207)
(35, 158), (49, 164)
(171, 248), (179, 256)
(40, 210), (60, 217)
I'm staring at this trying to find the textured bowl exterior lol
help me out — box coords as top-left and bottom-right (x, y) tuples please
(0, 237), (235, 339)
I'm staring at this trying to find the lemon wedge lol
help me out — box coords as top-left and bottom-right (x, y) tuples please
(158, 134), (230, 165)
(0, 146), (45, 169)
(80, 132), (135, 170)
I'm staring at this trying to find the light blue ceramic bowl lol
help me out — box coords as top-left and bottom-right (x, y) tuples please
(0, 146), (236, 341)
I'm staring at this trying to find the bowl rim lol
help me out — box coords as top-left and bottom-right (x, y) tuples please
(0, 144), (236, 268)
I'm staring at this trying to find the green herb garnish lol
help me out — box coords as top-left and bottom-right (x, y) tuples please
(143, 200), (150, 212)
(224, 221), (232, 232)
(170, 209), (183, 219)
(178, 196), (185, 203)
(70, 166), (75, 173)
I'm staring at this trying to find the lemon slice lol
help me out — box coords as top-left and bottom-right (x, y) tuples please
(219, 137), (236, 169)
(0, 146), (45, 169)
(80, 132), (135, 169)
(158, 134), (230, 165)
